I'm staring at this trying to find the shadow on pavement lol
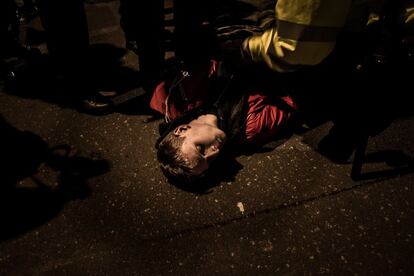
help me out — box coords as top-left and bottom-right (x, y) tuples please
(2, 43), (153, 115)
(353, 150), (414, 180)
(0, 115), (111, 241)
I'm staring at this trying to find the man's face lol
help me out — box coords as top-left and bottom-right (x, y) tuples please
(174, 122), (226, 175)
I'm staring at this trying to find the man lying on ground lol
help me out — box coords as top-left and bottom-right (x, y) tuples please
(151, 60), (299, 184)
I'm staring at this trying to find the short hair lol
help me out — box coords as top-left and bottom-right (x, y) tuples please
(156, 130), (200, 184)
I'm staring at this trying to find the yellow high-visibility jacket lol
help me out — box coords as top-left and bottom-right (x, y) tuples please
(242, 0), (394, 72)
(404, 0), (414, 33)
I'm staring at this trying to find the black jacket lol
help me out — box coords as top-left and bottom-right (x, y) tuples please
(155, 70), (249, 150)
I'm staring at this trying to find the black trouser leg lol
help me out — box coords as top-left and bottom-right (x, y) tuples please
(137, 0), (165, 88)
(0, 0), (17, 57)
(119, 0), (164, 90)
(174, 0), (220, 65)
(37, 0), (89, 71)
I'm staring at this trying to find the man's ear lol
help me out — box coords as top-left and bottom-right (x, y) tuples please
(173, 125), (190, 136)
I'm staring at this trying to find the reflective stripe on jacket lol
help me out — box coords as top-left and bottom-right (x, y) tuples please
(243, 0), (387, 72)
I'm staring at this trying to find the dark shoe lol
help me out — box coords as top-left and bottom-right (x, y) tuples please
(79, 87), (148, 115)
(79, 92), (115, 115)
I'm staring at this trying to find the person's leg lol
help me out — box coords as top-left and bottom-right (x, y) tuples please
(173, 0), (217, 66)
(119, 0), (164, 91)
(119, 0), (142, 51)
(37, 0), (89, 73)
(136, 0), (165, 91)
(0, 0), (17, 57)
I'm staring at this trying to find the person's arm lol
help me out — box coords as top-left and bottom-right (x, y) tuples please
(243, 94), (297, 145)
(243, 0), (353, 72)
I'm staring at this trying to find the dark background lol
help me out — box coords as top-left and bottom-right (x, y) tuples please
(0, 1), (413, 274)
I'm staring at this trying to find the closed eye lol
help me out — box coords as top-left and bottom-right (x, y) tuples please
(196, 145), (205, 155)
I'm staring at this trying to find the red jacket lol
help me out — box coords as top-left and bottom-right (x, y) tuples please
(150, 60), (297, 145)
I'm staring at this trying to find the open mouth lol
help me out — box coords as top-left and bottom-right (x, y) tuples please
(215, 137), (225, 149)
